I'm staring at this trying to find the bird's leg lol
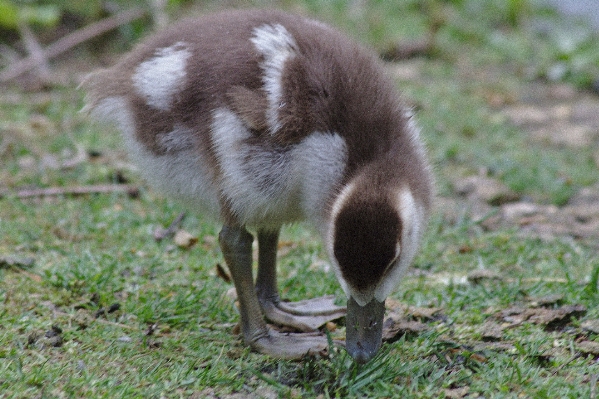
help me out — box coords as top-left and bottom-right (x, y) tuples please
(255, 229), (346, 332)
(219, 225), (329, 359)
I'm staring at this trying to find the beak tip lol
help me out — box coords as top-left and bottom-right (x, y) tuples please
(346, 296), (385, 364)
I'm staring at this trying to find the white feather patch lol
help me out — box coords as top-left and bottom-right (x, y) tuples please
(211, 108), (347, 228)
(91, 96), (221, 217)
(132, 42), (191, 111)
(250, 24), (298, 134)
(373, 188), (424, 302)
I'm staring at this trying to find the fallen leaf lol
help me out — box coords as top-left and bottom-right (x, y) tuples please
(453, 175), (519, 205)
(528, 305), (586, 329)
(0, 255), (35, 268)
(226, 287), (237, 300)
(445, 386), (469, 399)
(174, 230), (198, 249)
(382, 318), (428, 341)
(410, 306), (443, 320)
(582, 320), (599, 334)
(385, 301), (444, 322)
(497, 305), (586, 329)
(472, 342), (517, 352)
(480, 321), (504, 341)
(527, 294), (563, 307)
(577, 341), (599, 356)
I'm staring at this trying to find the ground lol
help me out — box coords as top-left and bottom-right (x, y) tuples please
(2, 2), (599, 398)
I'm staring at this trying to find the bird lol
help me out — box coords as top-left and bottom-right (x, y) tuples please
(82, 8), (434, 364)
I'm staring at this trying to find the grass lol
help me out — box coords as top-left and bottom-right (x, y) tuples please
(2, 0), (599, 397)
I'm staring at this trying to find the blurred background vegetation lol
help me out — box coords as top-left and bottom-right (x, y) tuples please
(0, 0), (598, 88)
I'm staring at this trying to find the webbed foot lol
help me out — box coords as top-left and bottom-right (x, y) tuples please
(260, 295), (346, 332)
(249, 328), (330, 359)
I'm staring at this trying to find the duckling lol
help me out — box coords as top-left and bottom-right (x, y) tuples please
(82, 8), (433, 364)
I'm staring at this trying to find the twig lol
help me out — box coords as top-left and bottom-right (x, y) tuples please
(18, 22), (51, 80)
(150, 0), (169, 30)
(0, 7), (147, 82)
(153, 211), (186, 241)
(51, 307), (139, 331)
(0, 184), (140, 199)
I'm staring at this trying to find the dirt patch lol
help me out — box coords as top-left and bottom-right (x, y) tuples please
(439, 81), (599, 248)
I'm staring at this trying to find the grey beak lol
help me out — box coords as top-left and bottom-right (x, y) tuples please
(345, 296), (385, 364)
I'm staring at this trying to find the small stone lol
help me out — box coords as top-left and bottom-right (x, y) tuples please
(444, 386), (470, 399)
(174, 230), (198, 249)
(501, 202), (540, 220)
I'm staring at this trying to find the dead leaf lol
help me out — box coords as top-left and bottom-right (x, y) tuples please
(472, 342), (517, 352)
(528, 305), (586, 328)
(577, 341), (599, 356)
(445, 386), (469, 399)
(226, 287), (237, 300)
(382, 318), (428, 341)
(385, 301), (444, 322)
(453, 175), (519, 205)
(0, 255), (35, 268)
(497, 305), (586, 329)
(502, 202), (541, 220)
(410, 306), (443, 320)
(174, 230), (198, 249)
(480, 321), (504, 341)
(527, 294), (563, 307)
(582, 320), (599, 334)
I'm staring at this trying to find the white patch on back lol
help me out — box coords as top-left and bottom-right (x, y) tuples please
(250, 24), (298, 134)
(132, 42), (191, 111)
(295, 132), (348, 230)
(211, 108), (347, 228)
(90, 96), (221, 218)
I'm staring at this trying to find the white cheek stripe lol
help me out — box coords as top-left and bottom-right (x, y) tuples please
(250, 24), (298, 135)
(132, 41), (191, 111)
(325, 180), (357, 301)
(374, 188), (424, 302)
